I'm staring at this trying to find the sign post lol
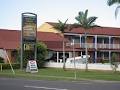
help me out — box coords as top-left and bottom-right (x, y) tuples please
(21, 12), (37, 72)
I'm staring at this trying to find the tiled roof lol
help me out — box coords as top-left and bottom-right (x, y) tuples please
(1, 22), (120, 51)
(0, 29), (20, 49)
(37, 32), (63, 41)
(0, 29), (64, 50)
(66, 27), (120, 36)
(46, 22), (120, 36)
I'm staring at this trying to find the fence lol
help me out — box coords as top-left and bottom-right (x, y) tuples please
(45, 62), (120, 71)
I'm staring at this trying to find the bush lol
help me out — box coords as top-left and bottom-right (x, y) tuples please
(0, 57), (4, 63)
(0, 63), (20, 69)
(111, 53), (119, 72)
(16, 42), (48, 69)
(37, 42), (48, 68)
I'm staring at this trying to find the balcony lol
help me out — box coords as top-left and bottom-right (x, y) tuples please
(66, 42), (120, 49)
(81, 43), (120, 49)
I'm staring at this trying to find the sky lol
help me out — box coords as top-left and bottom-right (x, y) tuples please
(0, 0), (120, 30)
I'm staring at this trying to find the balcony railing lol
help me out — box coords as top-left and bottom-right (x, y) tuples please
(81, 43), (120, 49)
(66, 43), (120, 49)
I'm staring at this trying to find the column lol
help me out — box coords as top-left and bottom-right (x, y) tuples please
(57, 52), (59, 63)
(69, 52), (72, 58)
(79, 34), (81, 48)
(109, 36), (111, 49)
(109, 51), (111, 63)
(95, 51), (97, 63)
(81, 51), (83, 56)
(95, 35), (97, 49)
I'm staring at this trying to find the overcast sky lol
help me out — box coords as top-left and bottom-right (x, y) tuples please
(0, 0), (120, 30)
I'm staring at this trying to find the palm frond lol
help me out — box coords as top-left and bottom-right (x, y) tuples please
(87, 17), (97, 26)
(75, 16), (83, 25)
(63, 19), (68, 26)
(54, 19), (68, 33)
(84, 9), (88, 20)
(115, 5), (120, 18)
(107, 0), (120, 6)
(74, 9), (97, 30)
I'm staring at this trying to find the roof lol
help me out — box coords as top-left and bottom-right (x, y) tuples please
(66, 27), (120, 36)
(0, 29), (20, 49)
(0, 29), (65, 50)
(46, 22), (120, 36)
(37, 32), (63, 41)
(1, 22), (120, 51)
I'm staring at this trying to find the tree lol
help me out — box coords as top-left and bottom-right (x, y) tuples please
(107, 0), (120, 18)
(111, 53), (119, 72)
(54, 19), (68, 70)
(74, 9), (97, 71)
(17, 42), (48, 68)
(37, 42), (48, 68)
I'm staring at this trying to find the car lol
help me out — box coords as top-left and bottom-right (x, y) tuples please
(66, 55), (90, 64)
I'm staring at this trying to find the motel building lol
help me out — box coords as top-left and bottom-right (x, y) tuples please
(0, 22), (120, 64)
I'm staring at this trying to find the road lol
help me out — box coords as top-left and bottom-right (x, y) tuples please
(0, 78), (120, 90)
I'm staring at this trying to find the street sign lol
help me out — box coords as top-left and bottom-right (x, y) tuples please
(26, 60), (38, 73)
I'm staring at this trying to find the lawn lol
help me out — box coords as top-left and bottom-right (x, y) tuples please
(0, 68), (120, 81)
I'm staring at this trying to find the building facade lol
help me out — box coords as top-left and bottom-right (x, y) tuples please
(38, 22), (120, 63)
(0, 22), (120, 63)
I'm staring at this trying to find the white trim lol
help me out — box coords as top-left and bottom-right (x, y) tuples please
(64, 33), (120, 38)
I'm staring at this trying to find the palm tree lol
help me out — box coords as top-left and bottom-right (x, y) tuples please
(74, 9), (97, 71)
(107, 0), (120, 18)
(54, 19), (68, 70)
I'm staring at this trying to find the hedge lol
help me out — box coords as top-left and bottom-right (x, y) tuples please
(0, 63), (20, 69)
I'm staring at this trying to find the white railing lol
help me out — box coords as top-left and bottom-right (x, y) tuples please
(112, 44), (120, 49)
(45, 62), (120, 71)
(81, 43), (94, 48)
(80, 43), (120, 49)
(97, 44), (109, 48)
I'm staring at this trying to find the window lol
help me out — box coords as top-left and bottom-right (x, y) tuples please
(81, 36), (85, 43)
(74, 36), (80, 43)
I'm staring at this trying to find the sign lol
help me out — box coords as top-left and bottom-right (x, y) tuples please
(22, 13), (37, 42)
(26, 60), (38, 73)
(24, 44), (35, 50)
(21, 12), (37, 70)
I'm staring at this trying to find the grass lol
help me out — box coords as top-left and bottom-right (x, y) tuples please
(0, 68), (120, 81)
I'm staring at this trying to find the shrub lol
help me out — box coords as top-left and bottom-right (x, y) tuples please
(37, 42), (48, 68)
(111, 53), (119, 72)
(0, 63), (20, 69)
(0, 57), (4, 63)
(16, 42), (48, 69)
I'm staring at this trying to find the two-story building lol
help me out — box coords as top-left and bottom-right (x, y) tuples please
(38, 22), (120, 63)
(0, 22), (120, 64)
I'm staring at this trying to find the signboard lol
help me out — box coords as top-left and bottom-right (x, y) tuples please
(24, 44), (35, 50)
(26, 60), (38, 73)
(21, 12), (37, 70)
(22, 13), (37, 42)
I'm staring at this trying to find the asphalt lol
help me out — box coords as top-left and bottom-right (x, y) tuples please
(0, 78), (120, 90)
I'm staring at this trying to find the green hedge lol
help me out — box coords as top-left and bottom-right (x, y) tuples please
(0, 63), (20, 69)
(0, 57), (4, 63)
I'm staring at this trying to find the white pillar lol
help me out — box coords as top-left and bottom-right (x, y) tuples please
(95, 35), (97, 49)
(95, 51), (97, 63)
(57, 52), (59, 63)
(109, 36), (111, 49)
(69, 52), (72, 58)
(109, 51), (111, 63)
(81, 51), (83, 56)
(79, 34), (81, 48)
